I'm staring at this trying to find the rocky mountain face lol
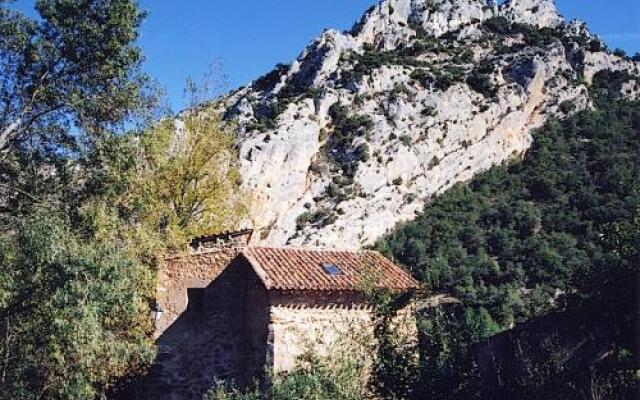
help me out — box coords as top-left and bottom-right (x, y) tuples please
(218, 0), (640, 248)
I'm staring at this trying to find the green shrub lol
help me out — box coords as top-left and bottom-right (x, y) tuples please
(558, 100), (576, 114)
(326, 182), (341, 198)
(412, 66), (466, 91)
(589, 39), (603, 52)
(428, 155), (440, 169)
(434, 65), (466, 91)
(483, 17), (559, 48)
(390, 83), (414, 101)
(410, 68), (432, 87)
(325, 103), (374, 177)
(613, 48), (627, 58)
(457, 48), (475, 63)
(467, 60), (497, 98)
(591, 69), (635, 95)
(355, 143), (370, 162)
(204, 384), (261, 400)
(253, 63), (289, 92)
(483, 16), (511, 34)
(0, 212), (154, 400)
(341, 45), (423, 85)
(296, 209), (336, 229)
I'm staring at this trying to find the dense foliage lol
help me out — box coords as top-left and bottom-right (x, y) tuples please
(376, 91), (640, 398)
(0, 1), (246, 399)
(0, 0), (155, 218)
(379, 97), (638, 322)
(109, 110), (246, 251)
(205, 343), (371, 400)
(0, 212), (155, 399)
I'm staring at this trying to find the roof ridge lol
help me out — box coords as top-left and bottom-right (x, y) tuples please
(246, 245), (376, 253)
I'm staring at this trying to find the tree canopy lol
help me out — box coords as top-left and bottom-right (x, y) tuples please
(376, 91), (640, 398)
(0, 2), (247, 398)
(0, 0), (154, 220)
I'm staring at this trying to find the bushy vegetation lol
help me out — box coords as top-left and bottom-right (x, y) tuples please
(296, 208), (336, 230)
(252, 63), (290, 93)
(322, 102), (374, 178)
(376, 90), (640, 398)
(410, 65), (466, 92)
(0, 1), (246, 398)
(0, 212), (155, 400)
(466, 60), (498, 98)
(206, 339), (371, 400)
(482, 17), (560, 48)
(379, 94), (639, 323)
(340, 43), (425, 85)
(121, 107), (247, 249)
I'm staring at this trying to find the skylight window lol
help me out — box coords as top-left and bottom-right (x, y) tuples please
(322, 263), (342, 276)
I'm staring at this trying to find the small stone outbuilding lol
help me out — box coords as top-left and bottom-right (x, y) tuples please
(148, 230), (419, 400)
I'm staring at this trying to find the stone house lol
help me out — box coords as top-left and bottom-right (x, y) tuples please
(148, 230), (419, 400)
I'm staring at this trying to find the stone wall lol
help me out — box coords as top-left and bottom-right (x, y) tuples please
(266, 291), (417, 377)
(190, 230), (253, 253)
(156, 249), (240, 337)
(144, 232), (253, 400)
(243, 269), (270, 383)
(145, 258), (250, 400)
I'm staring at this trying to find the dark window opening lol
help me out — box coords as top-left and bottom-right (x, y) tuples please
(322, 263), (342, 276)
(187, 288), (205, 312)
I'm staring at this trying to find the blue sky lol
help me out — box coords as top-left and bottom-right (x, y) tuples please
(9, 1), (640, 112)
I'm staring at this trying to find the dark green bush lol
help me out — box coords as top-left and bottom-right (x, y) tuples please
(324, 103), (374, 177)
(400, 135), (412, 146)
(483, 16), (511, 34)
(613, 48), (627, 58)
(466, 60), (497, 98)
(558, 100), (575, 114)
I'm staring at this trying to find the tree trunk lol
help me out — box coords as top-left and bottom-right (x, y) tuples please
(0, 119), (21, 151)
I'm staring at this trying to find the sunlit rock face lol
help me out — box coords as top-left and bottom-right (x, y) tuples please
(216, 0), (640, 248)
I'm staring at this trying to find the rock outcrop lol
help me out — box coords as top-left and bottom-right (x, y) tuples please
(216, 0), (640, 248)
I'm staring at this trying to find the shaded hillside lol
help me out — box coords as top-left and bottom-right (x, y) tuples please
(375, 80), (640, 398)
(471, 287), (638, 400)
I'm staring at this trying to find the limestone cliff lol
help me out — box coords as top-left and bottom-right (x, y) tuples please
(216, 0), (640, 248)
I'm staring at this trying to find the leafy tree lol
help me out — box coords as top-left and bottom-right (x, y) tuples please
(123, 109), (247, 249)
(0, 0), (155, 221)
(0, 0), (147, 151)
(76, 74), (248, 256)
(0, 211), (154, 400)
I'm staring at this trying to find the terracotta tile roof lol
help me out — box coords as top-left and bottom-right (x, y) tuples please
(242, 247), (420, 292)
